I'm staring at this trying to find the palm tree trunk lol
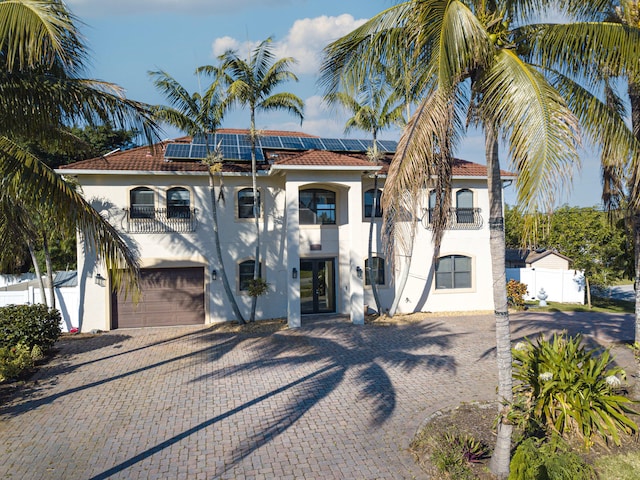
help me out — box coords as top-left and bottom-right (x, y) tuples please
(43, 234), (56, 309)
(368, 174), (382, 314)
(26, 239), (47, 307)
(485, 124), (513, 479)
(209, 171), (245, 324)
(629, 80), (640, 349)
(250, 112), (260, 322)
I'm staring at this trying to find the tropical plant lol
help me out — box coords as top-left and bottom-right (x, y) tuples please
(0, 0), (161, 292)
(149, 68), (246, 324)
(509, 436), (597, 480)
(506, 279), (528, 310)
(207, 37), (304, 321)
(511, 334), (637, 449)
(325, 72), (405, 314)
(321, 1), (640, 475)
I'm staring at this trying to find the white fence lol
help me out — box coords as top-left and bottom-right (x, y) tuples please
(0, 286), (80, 332)
(506, 267), (585, 305)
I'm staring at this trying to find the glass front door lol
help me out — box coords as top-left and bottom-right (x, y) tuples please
(300, 258), (335, 314)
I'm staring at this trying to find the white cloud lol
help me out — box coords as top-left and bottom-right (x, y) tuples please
(212, 37), (260, 58)
(210, 14), (367, 75)
(67, 0), (294, 17)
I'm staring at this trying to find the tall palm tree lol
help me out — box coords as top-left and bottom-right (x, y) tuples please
(0, 0), (161, 293)
(600, 1), (640, 353)
(149, 68), (246, 324)
(203, 38), (304, 321)
(325, 73), (405, 314)
(321, 1), (640, 476)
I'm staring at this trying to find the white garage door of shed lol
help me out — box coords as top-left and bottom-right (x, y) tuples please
(112, 267), (205, 328)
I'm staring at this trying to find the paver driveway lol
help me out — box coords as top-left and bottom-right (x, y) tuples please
(0, 312), (635, 479)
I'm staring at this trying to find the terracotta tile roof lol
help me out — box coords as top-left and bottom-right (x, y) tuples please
(217, 128), (317, 137)
(59, 133), (515, 178)
(273, 150), (378, 168)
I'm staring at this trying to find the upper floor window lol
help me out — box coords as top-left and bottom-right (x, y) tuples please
(364, 189), (382, 218)
(435, 255), (472, 289)
(299, 189), (336, 225)
(365, 256), (385, 286)
(167, 187), (191, 218)
(239, 260), (262, 291)
(238, 188), (260, 219)
(130, 187), (154, 218)
(456, 189), (474, 224)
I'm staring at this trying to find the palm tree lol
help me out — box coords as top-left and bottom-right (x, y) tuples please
(204, 38), (304, 321)
(149, 68), (246, 324)
(1, 0), (161, 293)
(325, 73), (405, 314)
(321, 1), (640, 476)
(600, 1), (640, 353)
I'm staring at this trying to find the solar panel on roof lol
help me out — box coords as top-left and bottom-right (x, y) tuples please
(279, 136), (304, 149)
(340, 139), (366, 151)
(238, 146), (264, 161)
(258, 136), (282, 148)
(300, 138), (324, 150)
(220, 145), (238, 159)
(320, 138), (345, 151)
(165, 143), (191, 158)
(216, 133), (238, 145)
(379, 140), (398, 152)
(189, 145), (207, 159)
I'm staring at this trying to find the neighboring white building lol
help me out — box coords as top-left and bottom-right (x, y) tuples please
(58, 129), (514, 332)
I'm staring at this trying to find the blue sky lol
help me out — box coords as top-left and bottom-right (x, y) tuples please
(68, 0), (603, 207)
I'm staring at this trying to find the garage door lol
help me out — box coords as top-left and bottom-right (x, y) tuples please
(112, 267), (205, 328)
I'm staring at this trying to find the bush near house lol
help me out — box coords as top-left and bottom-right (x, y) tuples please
(507, 279), (528, 310)
(0, 304), (61, 382)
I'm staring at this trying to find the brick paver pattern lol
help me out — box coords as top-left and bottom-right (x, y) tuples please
(0, 311), (635, 479)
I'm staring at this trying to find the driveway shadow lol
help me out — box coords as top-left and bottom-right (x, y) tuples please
(87, 319), (460, 479)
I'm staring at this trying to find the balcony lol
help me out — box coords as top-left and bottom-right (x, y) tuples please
(122, 207), (198, 233)
(422, 208), (483, 230)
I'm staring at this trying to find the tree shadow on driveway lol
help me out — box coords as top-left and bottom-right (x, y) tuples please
(87, 319), (460, 479)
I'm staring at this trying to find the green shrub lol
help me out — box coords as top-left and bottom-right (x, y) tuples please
(511, 334), (638, 448)
(0, 304), (61, 351)
(429, 430), (489, 479)
(507, 279), (529, 310)
(0, 343), (35, 382)
(509, 437), (596, 480)
(247, 278), (269, 298)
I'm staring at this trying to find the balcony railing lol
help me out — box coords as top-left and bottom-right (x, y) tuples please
(422, 208), (483, 230)
(122, 207), (198, 233)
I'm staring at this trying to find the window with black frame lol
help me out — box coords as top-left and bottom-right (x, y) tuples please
(299, 189), (336, 225)
(364, 188), (382, 218)
(238, 188), (260, 219)
(239, 260), (262, 291)
(456, 189), (474, 224)
(435, 255), (472, 289)
(167, 187), (190, 218)
(365, 256), (385, 286)
(130, 187), (155, 218)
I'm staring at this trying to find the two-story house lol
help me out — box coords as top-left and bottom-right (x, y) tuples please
(58, 129), (512, 332)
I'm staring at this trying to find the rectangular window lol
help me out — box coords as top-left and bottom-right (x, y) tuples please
(239, 260), (262, 291)
(365, 257), (385, 286)
(299, 189), (336, 225)
(435, 255), (472, 289)
(238, 189), (260, 219)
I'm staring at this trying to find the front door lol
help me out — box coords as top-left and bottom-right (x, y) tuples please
(300, 258), (336, 314)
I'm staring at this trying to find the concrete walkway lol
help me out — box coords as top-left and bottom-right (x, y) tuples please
(0, 312), (636, 479)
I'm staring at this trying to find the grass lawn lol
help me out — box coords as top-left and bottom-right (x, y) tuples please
(525, 296), (634, 314)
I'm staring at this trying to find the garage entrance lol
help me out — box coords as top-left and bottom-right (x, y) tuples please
(111, 267), (205, 328)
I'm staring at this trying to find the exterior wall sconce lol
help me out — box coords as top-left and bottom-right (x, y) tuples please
(292, 267), (298, 279)
(211, 270), (217, 281)
(356, 266), (363, 279)
(95, 273), (106, 287)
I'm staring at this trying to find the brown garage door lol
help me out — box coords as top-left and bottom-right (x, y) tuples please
(112, 267), (205, 328)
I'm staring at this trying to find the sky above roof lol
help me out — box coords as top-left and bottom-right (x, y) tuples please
(67, 0), (604, 207)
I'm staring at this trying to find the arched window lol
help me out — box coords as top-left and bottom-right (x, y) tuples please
(299, 189), (336, 225)
(364, 189), (382, 218)
(435, 255), (472, 289)
(238, 260), (262, 291)
(130, 187), (154, 218)
(238, 188), (260, 219)
(365, 256), (385, 286)
(456, 189), (474, 224)
(167, 187), (190, 218)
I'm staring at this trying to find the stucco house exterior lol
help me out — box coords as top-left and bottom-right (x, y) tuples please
(58, 129), (514, 332)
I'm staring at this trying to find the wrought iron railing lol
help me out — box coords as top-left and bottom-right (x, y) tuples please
(422, 208), (483, 230)
(122, 208), (198, 233)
